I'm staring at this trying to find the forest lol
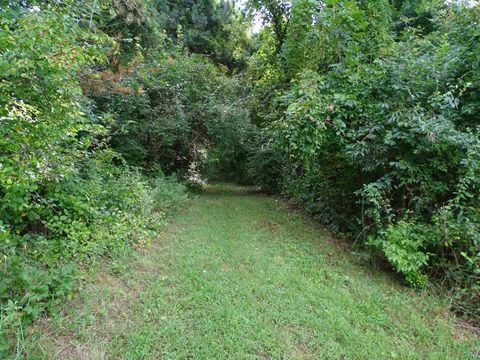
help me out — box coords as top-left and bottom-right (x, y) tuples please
(1, 0), (479, 358)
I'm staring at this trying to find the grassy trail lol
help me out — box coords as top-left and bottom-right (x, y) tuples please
(26, 184), (478, 359)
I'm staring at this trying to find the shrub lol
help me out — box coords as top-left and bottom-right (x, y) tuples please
(367, 221), (438, 287)
(247, 146), (285, 193)
(0, 10), (188, 352)
(250, 0), (480, 318)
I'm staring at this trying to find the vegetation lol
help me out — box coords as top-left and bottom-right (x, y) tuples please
(0, 3), (191, 352)
(1, 0), (479, 357)
(246, 0), (480, 322)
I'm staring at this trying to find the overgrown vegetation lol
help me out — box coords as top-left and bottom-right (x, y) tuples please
(246, 0), (480, 322)
(1, 0), (480, 356)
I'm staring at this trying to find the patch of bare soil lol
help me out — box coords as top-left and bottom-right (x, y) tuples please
(255, 220), (279, 232)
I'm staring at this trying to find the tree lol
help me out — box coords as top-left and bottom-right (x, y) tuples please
(247, 0), (291, 51)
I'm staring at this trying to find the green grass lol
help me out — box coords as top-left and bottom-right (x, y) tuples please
(22, 184), (478, 359)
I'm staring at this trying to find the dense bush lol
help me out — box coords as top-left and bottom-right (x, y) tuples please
(1, 2), (254, 350)
(91, 51), (256, 179)
(247, 146), (284, 193)
(0, 153), (186, 327)
(0, 6), (187, 351)
(248, 0), (480, 320)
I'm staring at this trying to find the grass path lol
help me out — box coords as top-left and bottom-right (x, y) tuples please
(25, 184), (478, 359)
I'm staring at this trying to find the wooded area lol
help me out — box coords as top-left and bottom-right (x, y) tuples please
(1, 0), (479, 357)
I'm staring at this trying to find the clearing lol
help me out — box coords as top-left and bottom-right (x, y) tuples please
(23, 184), (478, 359)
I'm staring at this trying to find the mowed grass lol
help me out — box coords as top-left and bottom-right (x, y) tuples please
(23, 184), (478, 359)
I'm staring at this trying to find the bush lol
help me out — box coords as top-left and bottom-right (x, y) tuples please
(250, 0), (480, 319)
(0, 153), (187, 352)
(0, 10), (188, 351)
(247, 146), (285, 193)
(368, 221), (437, 287)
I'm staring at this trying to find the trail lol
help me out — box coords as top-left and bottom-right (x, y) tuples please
(26, 184), (476, 359)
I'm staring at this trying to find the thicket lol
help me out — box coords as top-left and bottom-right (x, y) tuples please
(86, 0), (257, 180)
(247, 0), (480, 322)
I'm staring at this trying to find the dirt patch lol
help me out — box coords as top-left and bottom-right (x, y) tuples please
(443, 311), (480, 339)
(49, 337), (103, 360)
(255, 220), (279, 232)
(292, 341), (316, 360)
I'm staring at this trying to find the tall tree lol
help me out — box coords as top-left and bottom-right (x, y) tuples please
(247, 0), (291, 51)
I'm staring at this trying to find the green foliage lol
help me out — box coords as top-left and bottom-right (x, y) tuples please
(247, 145), (284, 193)
(248, 0), (480, 320)
(248, 0), (291, 50)
(91, 50), (256, 181)
(368, 221), (436, 286)
(0, 152), (187, 354)
(203, 75), (258, 182)
(158, 0), (252, 69)
(91, 51), (216, 172)
(0, 7), (188, 353)
(100, 0), (253, 69)
(0, 10), (108, 226)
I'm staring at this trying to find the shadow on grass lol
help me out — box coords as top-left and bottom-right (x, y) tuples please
(201, 182), (261, 197)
